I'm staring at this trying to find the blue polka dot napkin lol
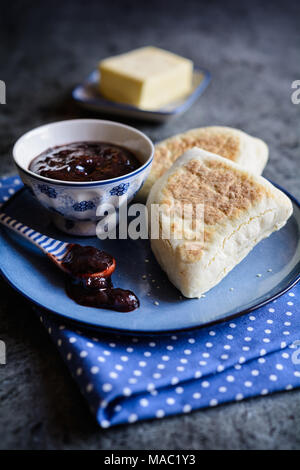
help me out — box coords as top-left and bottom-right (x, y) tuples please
(1, 176), (300, 428)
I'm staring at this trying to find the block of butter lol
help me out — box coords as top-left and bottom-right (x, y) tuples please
(99, 47), (193, 109)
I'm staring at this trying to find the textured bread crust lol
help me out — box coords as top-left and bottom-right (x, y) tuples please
(139, 126), (269, 199)
(147, 148), (292, 298)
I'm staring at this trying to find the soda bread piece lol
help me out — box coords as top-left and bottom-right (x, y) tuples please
(139, 126), (268, 199)
(147, 148), (292, 298)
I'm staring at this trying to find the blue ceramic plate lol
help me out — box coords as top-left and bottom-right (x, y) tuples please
(72, 69), (211, 122)
(0, 186), (299, 333)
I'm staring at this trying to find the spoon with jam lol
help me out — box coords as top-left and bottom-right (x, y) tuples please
(0, 212), (139, 312)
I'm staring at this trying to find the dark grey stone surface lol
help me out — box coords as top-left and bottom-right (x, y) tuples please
(0, 0), (299, 450)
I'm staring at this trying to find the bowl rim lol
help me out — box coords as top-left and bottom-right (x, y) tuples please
(12, 118), (154, 187)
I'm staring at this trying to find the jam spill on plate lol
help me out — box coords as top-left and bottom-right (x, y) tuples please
(62, 244), (139, 312)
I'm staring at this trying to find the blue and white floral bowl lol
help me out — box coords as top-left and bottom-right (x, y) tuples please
(13, 119), (154, 236)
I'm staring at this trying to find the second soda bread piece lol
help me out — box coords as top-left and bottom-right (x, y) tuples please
(139, 126), (268, 199)
(147, 148), (292, 298)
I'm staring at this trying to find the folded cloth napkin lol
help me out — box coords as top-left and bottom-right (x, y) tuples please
(1, 176), (300, 428)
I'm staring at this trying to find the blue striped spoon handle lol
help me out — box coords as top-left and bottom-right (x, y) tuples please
(0, 212), (70, 266)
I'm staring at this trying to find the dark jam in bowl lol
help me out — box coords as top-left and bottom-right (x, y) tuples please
(29, 141), (141, 182)
(62, 244), (139, 313)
